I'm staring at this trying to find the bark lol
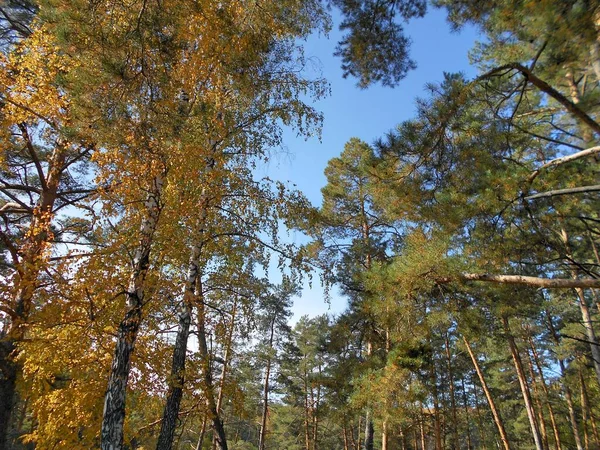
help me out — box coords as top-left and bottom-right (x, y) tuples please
(0, 339), (17, 450)
(0, 144), (67, 450)
(351, 421), (359, 450)
(363, 411), (374, 450)
(304, 364), (311, 450)
(381, 420), (388, 450)
(524, 341), (549, 450)
(526, 330), (562, 450)
(197, 280), (228, 450)
(195, 415), (207, 450)
(356, 415), (361, 450)
(156, 298), (192, 450)
(258, 316), (275, 450)
(502, 317), (544, 450)
(430, 363), (442, 450)
(363, 341), (374, 450)
(312, 362), (321, 450)
(576, 290), (600, 387)
(419, 408), (426, 450)
(463, 336), (511, 450)
(342, 422), (349, 450)
(101, 175), (163, 450)
(158, 185), (213, 450)
(580, 368), (590, 450)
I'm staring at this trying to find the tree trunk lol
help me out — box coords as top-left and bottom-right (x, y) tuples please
(158, 187), (211, 450)
(381, 420), (388, 450)
(101, 175), (164, 450)
(502, 317), (544, 450)
(355, 415), (361, 450)
(156, 297), (192, 450)
(430, 363), (442, 450)
(575, 290), (600, 387)
(579, 367), (600, 448)
(342, 422), (349, 450)
(560, 227), (600, 387)
(463, 336), (511, 450)
(304, 365), (311, 450)
(212, 299), (237, 450)
(0, 145), (66, 450)
(363, 410), (374, 450)
(445, 334), (459, 450)
(363, 340), (374, 450)
(0, 339), (17, 450)
(195, 415), (208, 450)
(312, 362), (321, 450)
(580, 367), (590, 450)
(526, 329), (562, 450)
(258, 316), (275, 450)
(460, 376), (473, 450)
(546, 311), (584, 450)
(419, 409), (427, 450)
(523, 336), (549, 450)
(197, 279), (228, 450)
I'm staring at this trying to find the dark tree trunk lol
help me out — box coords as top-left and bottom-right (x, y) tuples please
(0, 339), (17, 450)
(156, 299), (192, 450)
(0, 145), (66, 450)
(101, 175), (163, 450)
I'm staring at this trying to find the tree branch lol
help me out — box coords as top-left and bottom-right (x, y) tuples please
(524, 185), (600, 201)
(440, 273), (600, 289)
(478, 63), (600, 136)
(528, 145), (600, 183)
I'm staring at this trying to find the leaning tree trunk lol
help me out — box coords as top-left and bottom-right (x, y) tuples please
(463, 336), (511, 450)
(0, 145), (66, 450)
(502, 317), (544, 450)
(101, 175), (164, 450)
(523, 341), (549, 450)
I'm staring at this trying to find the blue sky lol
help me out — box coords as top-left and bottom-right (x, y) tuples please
(258, 7), (482, 321)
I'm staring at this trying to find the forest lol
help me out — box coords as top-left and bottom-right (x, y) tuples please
(0, 0), (599, 449)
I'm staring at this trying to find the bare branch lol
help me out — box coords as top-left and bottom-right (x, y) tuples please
(525, 185), (600, 201)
